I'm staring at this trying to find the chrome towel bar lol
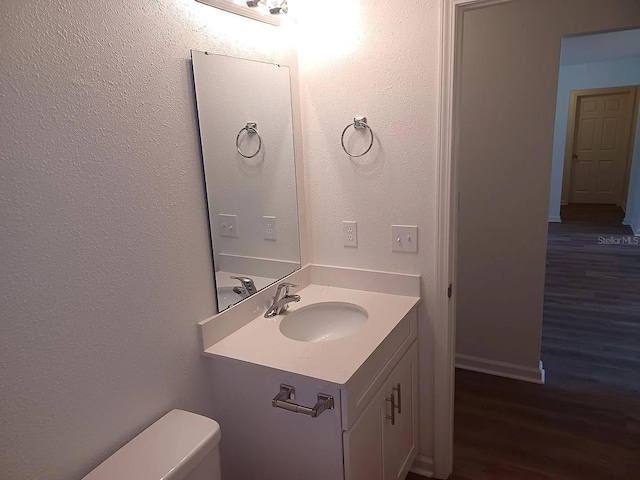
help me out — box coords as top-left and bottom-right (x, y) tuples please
(341, 116), (374, 157)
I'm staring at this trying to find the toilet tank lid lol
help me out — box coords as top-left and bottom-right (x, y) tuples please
(83, 410), (221, 480)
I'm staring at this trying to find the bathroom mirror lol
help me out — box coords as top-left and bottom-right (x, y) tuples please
(191, 51), (301, 312)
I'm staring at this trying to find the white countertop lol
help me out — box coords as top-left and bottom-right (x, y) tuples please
(203, 283), (420, 386)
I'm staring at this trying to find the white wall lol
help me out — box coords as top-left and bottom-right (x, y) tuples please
(628, 118), (640, 235)
(295, 0), (440, 461)
(0, 1), (299, 479)
(549, 55), (640, 221)
(456, 0), (640, 379)
(560, 29), (640, 66)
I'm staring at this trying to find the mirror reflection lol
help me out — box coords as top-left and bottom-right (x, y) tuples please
(191, 51), (301, 312)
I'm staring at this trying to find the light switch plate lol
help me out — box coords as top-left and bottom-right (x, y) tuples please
(219, 214), (239, 238)
(343, 221), (358, 247)
(391, 225), (418, 253)
(264, 216), (277, 241)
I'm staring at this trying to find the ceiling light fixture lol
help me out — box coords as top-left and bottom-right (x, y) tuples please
(196, 0), (286, 25)
(245, 0), (288, 15)
(269, 0), (288, 15)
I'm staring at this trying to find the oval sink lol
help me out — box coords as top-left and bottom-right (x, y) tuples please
(279, 302), (368, 343)
(217, 287), (245, 311)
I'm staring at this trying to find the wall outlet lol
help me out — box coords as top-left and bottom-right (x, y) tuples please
(264, 216), (277, 241)
(343, 221), (358, 247)
(391, 225), (418, 253)
(219, 214), (239, 238)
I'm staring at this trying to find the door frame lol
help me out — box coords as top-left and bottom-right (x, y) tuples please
(437, 2), (640, 478)
(435, 0), (514, 477)
(560, 86), (639, 208)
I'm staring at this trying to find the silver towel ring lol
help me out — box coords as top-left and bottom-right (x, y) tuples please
(341, 116), (374, 157)
(236, 122), (262, 159)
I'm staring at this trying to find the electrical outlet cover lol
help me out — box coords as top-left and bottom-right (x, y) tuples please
(264, 216), (277, 241)
(219, 214), (239, 238)
(391, 225), (418, 253)
(343, 221), (358, 247)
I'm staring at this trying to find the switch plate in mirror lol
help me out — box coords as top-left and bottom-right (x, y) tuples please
(219, 214), (239, 238)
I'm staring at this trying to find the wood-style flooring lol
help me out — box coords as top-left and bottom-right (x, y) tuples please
(543, 204), (640, 396)
(408, 204), (640, 480)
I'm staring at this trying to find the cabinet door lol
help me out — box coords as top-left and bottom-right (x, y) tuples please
(343, 342), (419, 480)
(343, 394), (385, 480)
(382, 342), (418, 480)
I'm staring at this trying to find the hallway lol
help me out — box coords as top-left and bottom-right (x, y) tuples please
(409, 205), (640, 480)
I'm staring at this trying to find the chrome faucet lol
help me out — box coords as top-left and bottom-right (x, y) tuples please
(264, 282), (300, 318)
(231, 276), (257, 297)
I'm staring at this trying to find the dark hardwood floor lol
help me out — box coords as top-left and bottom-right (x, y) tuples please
(544, 204), (640, 396)
(408, 204), (640, 480)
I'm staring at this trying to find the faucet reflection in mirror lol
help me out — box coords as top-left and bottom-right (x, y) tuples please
(191, 51), (301, 313)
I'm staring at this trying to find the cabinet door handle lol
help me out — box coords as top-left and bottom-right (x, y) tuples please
(393, 383), (402, 414)
(386, 393), (396, 426)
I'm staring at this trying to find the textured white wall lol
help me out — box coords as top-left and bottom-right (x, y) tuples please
(296, 0), (440, 459)
(456, 0), (640, 372)
(0, 1), (297, 479)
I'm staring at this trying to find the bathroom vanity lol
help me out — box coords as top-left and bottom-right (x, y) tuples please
(192, 50), (422, 480)
(200, 266), (420, 480)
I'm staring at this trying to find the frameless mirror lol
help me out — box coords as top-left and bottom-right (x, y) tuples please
(191, 51), (301, 312)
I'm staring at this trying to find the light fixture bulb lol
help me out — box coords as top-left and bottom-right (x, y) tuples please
(268, 0), (287, 14)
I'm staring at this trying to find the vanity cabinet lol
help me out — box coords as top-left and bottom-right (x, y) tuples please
(344, 342), (418, 480)
(208, 306), (419, 480)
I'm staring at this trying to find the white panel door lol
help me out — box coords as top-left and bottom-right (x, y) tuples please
(570, 92), (634, 204)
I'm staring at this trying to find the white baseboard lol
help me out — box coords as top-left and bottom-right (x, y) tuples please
(548, 215), (562, 223)
(456, 354), (545, 384)
(632, 222), (640, 237)
(410, 455), (434, 477)
(623, 217), (631, 226)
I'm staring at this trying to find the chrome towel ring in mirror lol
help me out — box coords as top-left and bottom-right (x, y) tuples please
(236, 122), (262, 158)
(341, 116), (374, 157)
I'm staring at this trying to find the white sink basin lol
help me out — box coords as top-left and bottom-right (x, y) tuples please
(217, 287), (245, 311)
(279, 302), (368, 343)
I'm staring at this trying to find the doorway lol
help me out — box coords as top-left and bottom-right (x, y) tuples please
(438, 2), (640, 479)
(561, 86), (638, 212)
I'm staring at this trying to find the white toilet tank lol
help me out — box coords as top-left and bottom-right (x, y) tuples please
(83, 409), (221, 480)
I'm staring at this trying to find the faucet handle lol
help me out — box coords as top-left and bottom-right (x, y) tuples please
(275, 282), (298, 296)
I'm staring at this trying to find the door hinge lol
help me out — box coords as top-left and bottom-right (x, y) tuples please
(447, 283), (453, 299)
